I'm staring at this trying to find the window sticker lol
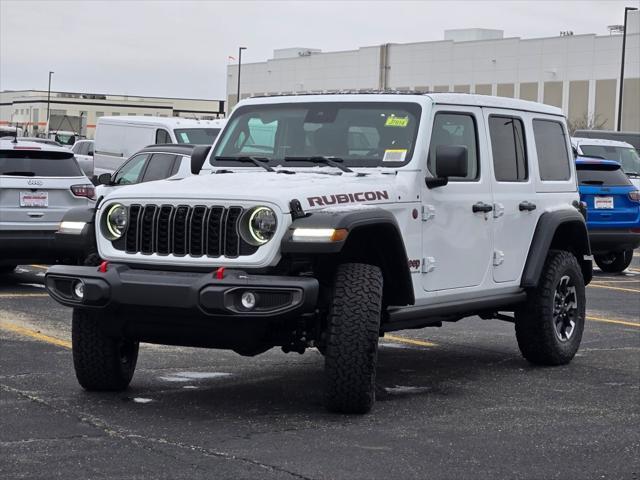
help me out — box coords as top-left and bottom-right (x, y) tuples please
(383, 149), (407, 162)
(180, 132), (190, 142)
(384, 116), (409, 127)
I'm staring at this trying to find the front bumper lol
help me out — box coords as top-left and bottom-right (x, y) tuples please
(45, 264), (319, 319)
(1, 230), (60, 265)
(588, 229), (640, 254)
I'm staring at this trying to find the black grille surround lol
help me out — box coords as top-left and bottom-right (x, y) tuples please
(112, 204), (259, 258)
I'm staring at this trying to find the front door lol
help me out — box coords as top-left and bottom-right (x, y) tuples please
(422, 107), (494, 292)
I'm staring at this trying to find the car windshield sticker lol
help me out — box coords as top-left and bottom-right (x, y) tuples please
(383, 149), (407, 162)
(180, 132), (190, 142)
(385, 116), (409, 127)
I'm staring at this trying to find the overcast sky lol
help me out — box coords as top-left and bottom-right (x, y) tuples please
(0, 0), (636, 99)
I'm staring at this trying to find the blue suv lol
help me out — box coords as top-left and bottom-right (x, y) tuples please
(576, 157), (640, 272)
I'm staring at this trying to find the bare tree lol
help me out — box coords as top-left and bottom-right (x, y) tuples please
(567, 113), (608, 135)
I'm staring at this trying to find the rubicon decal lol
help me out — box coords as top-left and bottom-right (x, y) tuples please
(307, 191), (389, 207)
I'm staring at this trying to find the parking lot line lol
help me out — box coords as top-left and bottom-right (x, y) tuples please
(0, 293), (49, 298)
(29, 264), (49, 270)
(587, 316), (640, 328)
(384, 334), (437, 347)
(0, 321), (71, 349)
(588, 283), (640, 294)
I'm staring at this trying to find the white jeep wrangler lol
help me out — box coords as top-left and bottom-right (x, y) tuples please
(46, 93), (592, 414)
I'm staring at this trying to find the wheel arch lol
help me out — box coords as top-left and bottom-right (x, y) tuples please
(521, 209), (592, 288)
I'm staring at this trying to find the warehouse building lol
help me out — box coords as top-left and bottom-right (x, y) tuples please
(0, 90), (225, 139)
(227, 12), (640, 131)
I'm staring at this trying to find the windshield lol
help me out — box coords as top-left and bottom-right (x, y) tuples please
(579, 145), (640, 176)
(174, 128), (221, 145)
(210, 102), (422, 168)
(0, 150), (83, 177)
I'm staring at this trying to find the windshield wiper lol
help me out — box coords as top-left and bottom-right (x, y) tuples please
(284, 156), (353, 173)
(1, 171), (35, 176)
(214, 156), (274, 172)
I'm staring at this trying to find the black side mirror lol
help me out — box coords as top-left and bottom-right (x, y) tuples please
(426, 145), (468, 189)
(191, 145), (212, 174)
(97, 173), (112, 186)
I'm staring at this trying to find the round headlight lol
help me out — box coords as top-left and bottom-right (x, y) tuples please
(240, 206), (277, 246)
(103, 203), (128, 240)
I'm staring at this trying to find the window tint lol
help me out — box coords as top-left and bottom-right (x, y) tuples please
(489, 116), (527, 181)
(533, 120), (571, 181)
(428, 113), (479, 181)
(155, 129), (172, 144)
(113, 154), (149, 185)
(170, 156), (187, 176)
(141, 153), (176, 182)
(71, 142), (81, 154)
(87, 142), (94, 155)
(0, 150), (83, 177)
(77, 141), (89, 155)
(576, 165), (631, 187)
(174, 128), (221, 145)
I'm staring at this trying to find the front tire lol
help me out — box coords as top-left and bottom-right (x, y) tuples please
(594, 249), (633, 273)
(72, 308), (139, 391)
(515, 250), (585, 366)
(324, 263), (383, 414)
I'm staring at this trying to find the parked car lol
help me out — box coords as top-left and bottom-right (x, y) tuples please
(0, 139), (96, 273)
(573, 129), (640, 154)
(572, 137), (640, 189)
(70, 139), (95, 178)
(0, 136), (63, 147)
(94, 116), (226, 172)
(95, 144), (197, 202)
(47, 93), (593, 414)
(576, 157), (640, 273)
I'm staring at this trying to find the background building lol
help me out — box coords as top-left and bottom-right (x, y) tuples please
(227, 12), (640, 131)
(0, 90), (225, 139)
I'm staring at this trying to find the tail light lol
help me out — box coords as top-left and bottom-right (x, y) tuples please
(71, 184), (96, 200)
(629, 190), (640, 202)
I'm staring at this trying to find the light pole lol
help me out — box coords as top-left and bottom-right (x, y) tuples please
(46, 71), (54, 134)
(617, 7), (637, 131)
(236, 47), (246, 107)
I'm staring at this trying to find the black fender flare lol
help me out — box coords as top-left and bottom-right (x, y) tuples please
(521, 209), (592, 288)
(281, 208), (414, 306)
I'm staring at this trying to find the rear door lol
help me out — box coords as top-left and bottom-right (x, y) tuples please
(0, 148), (90, 230)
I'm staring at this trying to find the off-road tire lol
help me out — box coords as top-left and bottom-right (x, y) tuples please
(72, 308), (139, 391)
(324, 263), (383, 414)
(515, 250), (585, 366)
(594, 249), (633, 273)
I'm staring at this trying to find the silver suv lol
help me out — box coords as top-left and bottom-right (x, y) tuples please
(0, 139), (96, 272)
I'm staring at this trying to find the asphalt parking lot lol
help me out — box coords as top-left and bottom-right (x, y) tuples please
(1, 257), (639, 480)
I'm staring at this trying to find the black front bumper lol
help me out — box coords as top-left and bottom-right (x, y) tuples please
(45, 263), (319, 319)
(588, 229), (640, 254)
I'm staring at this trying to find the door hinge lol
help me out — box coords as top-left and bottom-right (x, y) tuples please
(493, 203), (505, 218)
(422, 256), (437, 273)
(422, 205), (436, 221)
(493, 250), (505, 266)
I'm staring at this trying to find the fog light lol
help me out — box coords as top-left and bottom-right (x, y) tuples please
(73, 281), (84, 300)
(241, 291), (256, 310)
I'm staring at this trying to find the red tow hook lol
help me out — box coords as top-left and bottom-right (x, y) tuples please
(98, 261), (109, 273)
(215, 267), (225, 279)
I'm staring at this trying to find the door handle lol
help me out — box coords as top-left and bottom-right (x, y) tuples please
(519, 201), (537, 212)
(472, 202), (493, 213)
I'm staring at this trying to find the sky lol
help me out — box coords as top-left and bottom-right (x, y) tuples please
(0, 0), (637, 100)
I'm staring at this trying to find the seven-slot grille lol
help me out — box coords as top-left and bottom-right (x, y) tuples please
(113, 204), (258, 258)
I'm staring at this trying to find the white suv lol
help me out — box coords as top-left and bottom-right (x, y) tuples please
(0, 139), (96, 272)
(45, 93), (592, 413)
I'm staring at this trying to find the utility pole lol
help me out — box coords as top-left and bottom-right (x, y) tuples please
(236, 47), (247, 108)
(46, 71), (54, 134)
(617, 7), (637, 131)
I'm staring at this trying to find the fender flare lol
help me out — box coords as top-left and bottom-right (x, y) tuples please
(521, 209), (592, 288)
(55, 207), (97, 255)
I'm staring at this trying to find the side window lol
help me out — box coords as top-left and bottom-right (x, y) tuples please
(71, 142), (81, 154)
(113, 154), (149, 185)
(155, 129), (171, 144)
(170, 155), (187, 176)
(87, 142), (94, 155)
(533, 119), (571, 181)
(488, 115), (528, 182)
(141, 153), (177, 182)
(428, 113), (479, 181)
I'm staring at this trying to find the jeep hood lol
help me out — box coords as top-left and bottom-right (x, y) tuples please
(105, 169), (403, 213)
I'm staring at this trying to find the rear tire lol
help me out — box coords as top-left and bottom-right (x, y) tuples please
(72, 308), (139, 391)
(515, 250), (585, 366)
(324, 263), (383, 414)
(594, 249), (633, 273)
